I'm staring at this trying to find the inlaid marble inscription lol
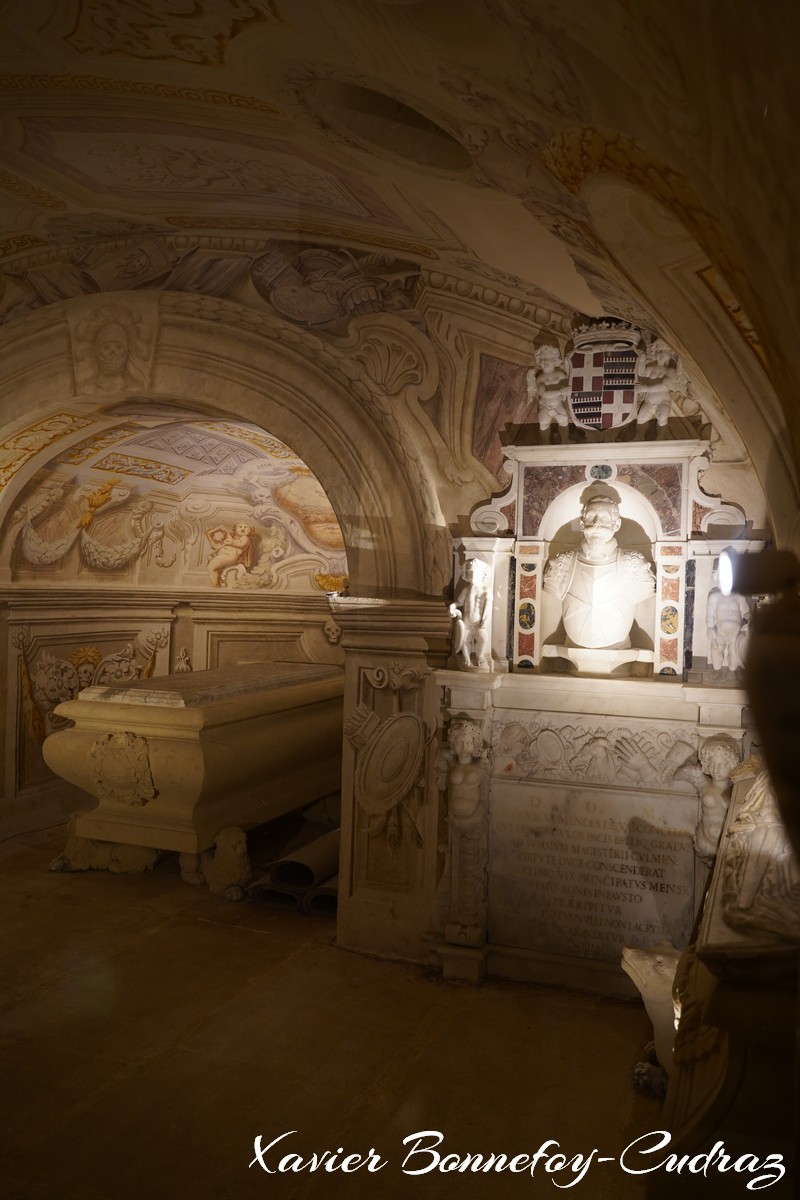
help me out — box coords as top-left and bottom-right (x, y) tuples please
(489, 782), (696, 962)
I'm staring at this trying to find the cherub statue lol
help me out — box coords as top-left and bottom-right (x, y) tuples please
(634, 337), (685, 428)
(695, 734), (740, 862)
(449, 558), (492, 670)
(526, 343), (571, 434)
(706, 559), (750, 674)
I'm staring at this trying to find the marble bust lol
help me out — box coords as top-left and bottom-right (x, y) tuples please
(543, 494), (655, 649)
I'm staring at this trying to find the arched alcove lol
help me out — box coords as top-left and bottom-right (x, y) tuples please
(1, 404), (349, 594)
(0, 293), (451, 600)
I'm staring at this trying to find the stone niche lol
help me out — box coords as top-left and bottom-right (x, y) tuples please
(434, 437), (762, 995)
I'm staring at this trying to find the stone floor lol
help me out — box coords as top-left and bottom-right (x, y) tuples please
(1, 823), (666, 1200)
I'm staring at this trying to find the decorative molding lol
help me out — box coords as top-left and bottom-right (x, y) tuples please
(421, 269), (572, 333)
(0, 72), (282, 114)
(163, 214), (438, 258)
(363, 660), (426, 692)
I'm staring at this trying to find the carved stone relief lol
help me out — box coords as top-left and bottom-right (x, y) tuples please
(345, 703), (427, 851)
(88, 731), (156, 805)
(433, 718), (491, 947)
(13, 627), (168, 744)
(492, 714), (697, 792)
(68, 300), (155, 393)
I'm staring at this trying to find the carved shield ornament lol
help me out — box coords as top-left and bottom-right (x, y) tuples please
(355, 712), (426, 815)
(88, 731), (156, 805)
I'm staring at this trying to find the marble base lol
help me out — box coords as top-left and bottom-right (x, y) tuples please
(542, 645), (655, 675)
(435, 942), (489, 985)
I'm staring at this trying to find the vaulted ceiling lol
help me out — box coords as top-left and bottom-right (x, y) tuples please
(0, 0), (797, 538)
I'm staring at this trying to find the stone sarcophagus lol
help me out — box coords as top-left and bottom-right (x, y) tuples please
(43, 661), (344, 855)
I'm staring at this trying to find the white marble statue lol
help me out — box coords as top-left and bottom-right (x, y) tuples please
(706, 560), (750, 673)
(450, 557), (492, 670)
(723, 769), (800, 942)
(621, 941), (682, 1097)
(543, 493), (655, 649)
(694, 734), (740, 863)
(634, 337), (680, 427)
(526, 343), (570, 433)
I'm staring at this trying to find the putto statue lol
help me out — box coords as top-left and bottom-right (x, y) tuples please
(695, 734), (740, 863)
(634, 337), (687, 428)
(526, 343), (570, 434)
(449, 558), (492, 670)
(543, 491), (655, 649)
(706, 558), (750, 674)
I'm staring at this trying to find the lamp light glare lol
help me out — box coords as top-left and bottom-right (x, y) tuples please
(719, 549), (735, 596)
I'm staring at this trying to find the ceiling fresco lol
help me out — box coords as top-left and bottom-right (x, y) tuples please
(2, 410), (348, 592)
(0, 0), (795, 522)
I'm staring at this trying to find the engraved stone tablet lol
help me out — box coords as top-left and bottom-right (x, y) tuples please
(489, 781), (696, 963)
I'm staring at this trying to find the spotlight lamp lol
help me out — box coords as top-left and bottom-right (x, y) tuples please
(719, 546), (800, 598)
(725, 546), (800, 864)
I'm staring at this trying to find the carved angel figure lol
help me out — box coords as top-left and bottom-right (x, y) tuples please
(634, 337), (687, 427)
(694, 735), (740, 862)
(526, 343), (570, 431)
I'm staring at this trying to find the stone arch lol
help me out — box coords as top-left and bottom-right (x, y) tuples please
(0, 293), (450, 598)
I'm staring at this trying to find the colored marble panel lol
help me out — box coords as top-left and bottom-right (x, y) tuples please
(517, 633), (535, 657)
(589, 463), (613, 479)
(614, 463), (682, 535)
(660, 545), (683, 556)
(520, 571), (537, 599)
(659, 637), (678, 663)
(518, 602), (536, 630)
(522, 464), (587, 537)
(660, 606), (679, 635)
(661, 577), (680, 601)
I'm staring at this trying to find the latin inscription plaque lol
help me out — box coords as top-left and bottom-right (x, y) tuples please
(489, 781), (696, 962)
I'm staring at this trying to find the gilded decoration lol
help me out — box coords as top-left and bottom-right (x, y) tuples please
(0, 168), (65, 210)
(0, 412), (94, 492)
(0, 72), (281, 115)
(0, 234), (49, 258)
